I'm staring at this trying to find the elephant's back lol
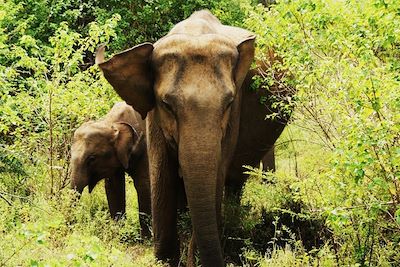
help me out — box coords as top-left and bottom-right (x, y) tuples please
(104, 102), (146, 135)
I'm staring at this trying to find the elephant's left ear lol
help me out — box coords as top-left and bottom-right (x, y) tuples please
(112, 122), (140, 169)
(234, 35), (256, 89)
(96, 43), (155, 119)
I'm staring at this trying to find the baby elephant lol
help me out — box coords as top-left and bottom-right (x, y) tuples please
(70, 102), (151, 238)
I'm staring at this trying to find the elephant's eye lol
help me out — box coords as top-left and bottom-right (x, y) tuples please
(86, 155), (96, 165)
(162, 99), (174, 114)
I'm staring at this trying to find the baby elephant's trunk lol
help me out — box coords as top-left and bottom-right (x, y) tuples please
(69, 163), (87, 194)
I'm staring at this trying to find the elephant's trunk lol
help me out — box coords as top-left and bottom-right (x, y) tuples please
(179, 126), (224, 267)
(70, 162), (87, 194)
(70, 178), (85, 194)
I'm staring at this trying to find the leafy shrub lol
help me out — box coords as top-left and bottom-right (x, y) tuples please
(244, 0), (400, 265)
(0, 180), (160, 266)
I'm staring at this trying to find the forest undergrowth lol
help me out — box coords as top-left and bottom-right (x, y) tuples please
(0, 0), (399, 266)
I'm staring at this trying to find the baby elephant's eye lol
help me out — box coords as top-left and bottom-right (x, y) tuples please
(86, 155), (96, 165)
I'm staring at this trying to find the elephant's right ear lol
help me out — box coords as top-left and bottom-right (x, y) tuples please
(96, 43), (155, 119)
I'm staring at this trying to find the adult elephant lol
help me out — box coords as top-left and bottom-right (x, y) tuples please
(97, 10), (258, 266)
(70, 102), (151, 238)
(227, 58), (294, 199)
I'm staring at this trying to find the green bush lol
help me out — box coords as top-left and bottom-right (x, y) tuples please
(243, 0), (400, 265)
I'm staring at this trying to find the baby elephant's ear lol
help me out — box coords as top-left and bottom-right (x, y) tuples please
(96, 44), (155, 119)
(111, 122), (140, 169)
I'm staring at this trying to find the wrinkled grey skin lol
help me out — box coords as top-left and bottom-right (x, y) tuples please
(96, 10), (290, 267)
(70, 102), (151, 238)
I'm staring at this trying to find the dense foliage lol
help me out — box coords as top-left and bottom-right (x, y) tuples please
(0, 0), (399, 266)
(242, 0), (400, 265)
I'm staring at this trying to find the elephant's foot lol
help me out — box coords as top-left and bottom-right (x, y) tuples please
(155, 237), (180, 266)
(139, 212), (152, 239)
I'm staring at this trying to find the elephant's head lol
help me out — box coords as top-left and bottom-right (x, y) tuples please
(70, 121), (140, 194)
(96, 10), (255, 265)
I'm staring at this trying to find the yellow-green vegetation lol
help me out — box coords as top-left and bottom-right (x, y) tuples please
(0, 181), (160, 266)
(1, 0), (399, 266)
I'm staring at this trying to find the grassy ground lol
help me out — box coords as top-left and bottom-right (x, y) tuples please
(0, 124), (336, 266)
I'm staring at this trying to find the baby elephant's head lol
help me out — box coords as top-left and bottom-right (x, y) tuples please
(70, 121), (141, 193)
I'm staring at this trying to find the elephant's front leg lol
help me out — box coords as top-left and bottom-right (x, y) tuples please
(151, 156), (180, 265)
(105, 172), (126, 220)
(132, 153), (152, 239)
(148, 122), (180, 265)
